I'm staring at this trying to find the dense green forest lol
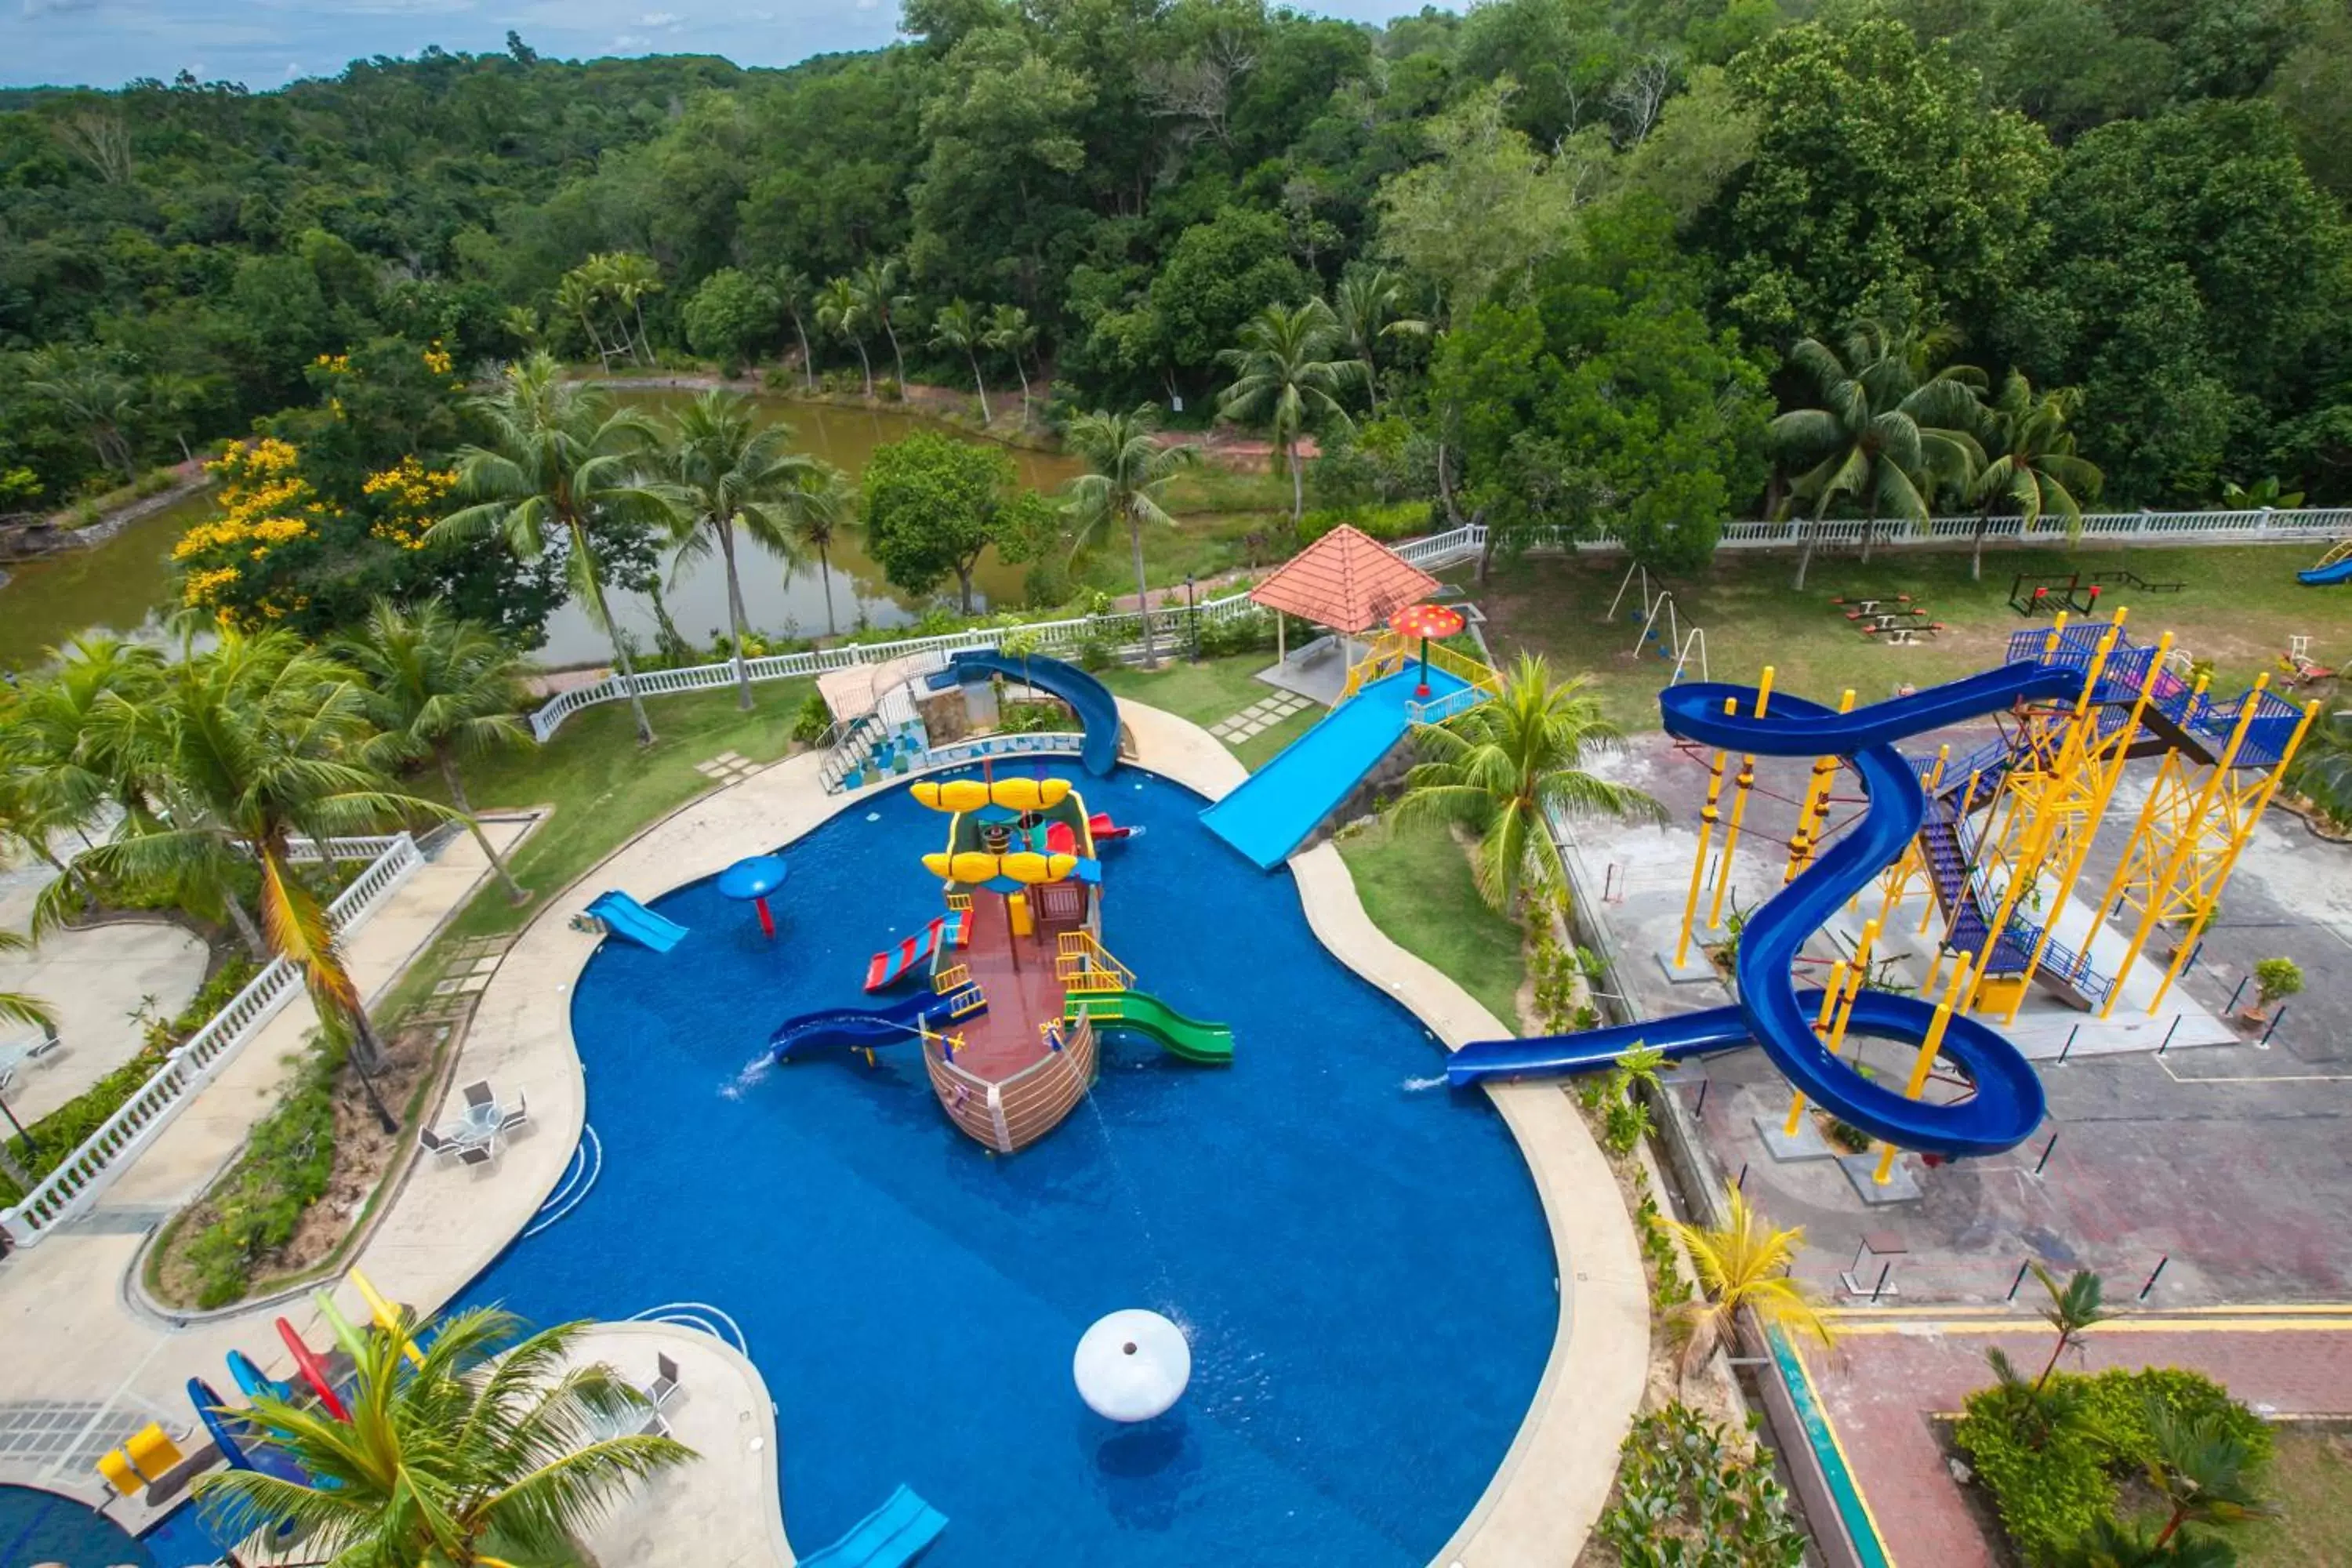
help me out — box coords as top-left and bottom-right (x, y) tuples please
(3, 0), (2349, 586)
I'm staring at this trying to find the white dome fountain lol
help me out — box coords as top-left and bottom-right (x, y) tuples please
(1073, 1309), (1191, 1422)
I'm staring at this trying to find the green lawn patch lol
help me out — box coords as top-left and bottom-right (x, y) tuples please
(1336, 817), (1525, 1027)
(1097, 654), (1280, 728)
(412, 681), (814, 948)
(1233, 709), (1316, 771)
(2223, 1427), (2352, 1566)
(1480, 543), (2352, 730)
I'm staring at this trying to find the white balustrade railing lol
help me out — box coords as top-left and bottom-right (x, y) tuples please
(0, 833), (426, 1247)
(524, 506), (2352, 742)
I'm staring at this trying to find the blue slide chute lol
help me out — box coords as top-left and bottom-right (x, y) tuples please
(1450, 661), (2083, 1157)
(940, 649), (1120, 775)
(2298, 558), (2352, 586)
(796, 1484), (948, 1568)
(585, 891), (688, 953)
(771, 988), (985, 1062)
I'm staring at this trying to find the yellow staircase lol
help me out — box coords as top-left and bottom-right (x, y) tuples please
(1055, 931), (1134, 994)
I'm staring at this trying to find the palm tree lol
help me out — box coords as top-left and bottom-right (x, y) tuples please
(815, 278), (872, 397)
(931, 300), (993, 424)
(1389, 652), (1662, 912)
(2056, 1519), (2238, 1568)
(597, 252), (663, 365)
(194, 1305), (692, 1566)
(1664, 1183), (1835, 1379)
(24, 345), (139, 481)
(2143, 1394), (2274, 1548)
(2286, 708), (2352, 822)
(431, 352), (679, 746)
(851, 257), (912, 388)
(782, 464), (857, 639)
(1770, 320), (1985, 588)
(2, 635), (166, 840)
(1982, 1343), (2085, 1449)
(663, 390), (817, 707)
(1063, 405), (1195, 668)
(775, 268), (818, 392)
(1217, 299), (1364, 532)
(0, 942), (52, 1187)
(984, 305), (1038, 423)
(336, 601), (534, 906)
(1965, 372), (2103, 581)
(554, 271), (613, 369)
(2028, 1265), (2108, 1392)
(1332, 267), (1425, 416)
(35, 631), (443, 1100)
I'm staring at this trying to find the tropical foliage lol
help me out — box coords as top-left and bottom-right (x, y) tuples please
(194, 1305), (693, 1565)
(1661, 1183), (1833, 1380)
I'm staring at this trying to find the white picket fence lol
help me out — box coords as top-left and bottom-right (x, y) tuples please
(524, 506), (2351, 742)
(0, 833), (426, 1248)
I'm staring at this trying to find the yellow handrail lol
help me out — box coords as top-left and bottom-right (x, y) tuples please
(934, 963), (971, 993)
(1340, 630), (1500, 703)
(1054, 931), (1134, 993)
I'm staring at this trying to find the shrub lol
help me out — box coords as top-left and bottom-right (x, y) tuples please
(1955, 1367), (2270, 1565)
(997, 699), (1070, 734)
(1197, 606), (1276, 659)
(789, 690), (834, 746)
(1599, 1403), (1808, 1567)
(1297, 499), (1430, 545)
(2252, 956), (2303, 1010)
(179, 1036), (341, 1307)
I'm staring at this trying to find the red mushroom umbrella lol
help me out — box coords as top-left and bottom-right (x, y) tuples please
(1388, 602), (1468, 699)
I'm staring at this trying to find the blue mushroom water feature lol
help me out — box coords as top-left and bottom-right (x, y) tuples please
(718, 855), (790, 938)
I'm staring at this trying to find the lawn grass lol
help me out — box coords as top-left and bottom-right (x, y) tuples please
(2235, 1428), (2352, 1566)
(1073, 510), (1283, 598)
(1478, 542), (2352, 730)
(1097, 654), (1276, 728)
(412, 680), (815, 948)
(1336, 817), (1526, 1028)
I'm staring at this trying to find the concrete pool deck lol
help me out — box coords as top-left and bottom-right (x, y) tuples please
(0, 700), (1644, 1567)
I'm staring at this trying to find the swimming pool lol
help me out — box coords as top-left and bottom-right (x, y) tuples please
(0, 1483), (151, 1567)
(460, 768), (1557, 1565)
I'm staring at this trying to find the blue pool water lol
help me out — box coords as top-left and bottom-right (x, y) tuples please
(460, 768), (1556, 1565)
(0, 1484), (151, 1566)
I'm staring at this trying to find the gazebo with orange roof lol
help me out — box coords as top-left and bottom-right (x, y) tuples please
(1248, 524), (1442, 667)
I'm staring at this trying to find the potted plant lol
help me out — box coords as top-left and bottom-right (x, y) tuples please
(2246, 956), (2303, 1022)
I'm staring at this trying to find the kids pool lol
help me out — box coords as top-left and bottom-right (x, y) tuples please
(460, 768), (1557, 1565)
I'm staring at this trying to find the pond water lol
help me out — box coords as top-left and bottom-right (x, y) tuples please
(0, 397), (1084, 673)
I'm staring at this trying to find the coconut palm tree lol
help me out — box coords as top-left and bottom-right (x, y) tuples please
(336, 601), (534, 906)
(1664, 1183), (1835, 1380)
(2143, 1395), (2274, 1548)
(1389, 652), (1663, 912)
(815, 277), (872, 397)
(984, 304), (1037, 423)
(1217, 299), (1364, 532)
(596, 252), (663, 366)
(432, 352), (679, 745)
(554, 270), (613, 370)
(0, 934), (51, 1038)
(851, 257), (912, 389)
(1332, 267), (1425, 416)
(931, 300), (993, 424)
(782, 463), (857, 639)
(1965, 372), (2103, 581)
(34, 630), (444, 1098)
(1063, 405), (1195, 668)
(24, 345), (139, 481)
(1770, 320), (1986, 588)
(194, 1305), (692, 1566)
(662, 390), (818, 708)
(1, 635), (166, 840)
(2027, 1264), (2108, 1392)
(775, 268), (818, 392)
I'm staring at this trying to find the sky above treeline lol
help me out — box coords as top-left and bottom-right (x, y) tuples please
(2, 0), (1434, 92)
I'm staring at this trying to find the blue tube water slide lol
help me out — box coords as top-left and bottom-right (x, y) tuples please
(2298, 557), (2352, 586)
(188, 1378), (307, 1485)
(227, 1349), (292, 1405)
(585, 891), (688, 953)
(940, 649), (1120, 775)
(1450, 661), (2084, 1156)
(771, 989), (982, 1062)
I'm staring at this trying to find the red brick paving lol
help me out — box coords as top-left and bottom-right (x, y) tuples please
(1799, 1315), (2352, 1566)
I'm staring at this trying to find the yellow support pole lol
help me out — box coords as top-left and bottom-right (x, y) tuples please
(1786, 688), (1857, 885)
(1874, 951), (1976, 1184)
(2101, 674), (2273, 1018)
(1783, 960), (1849, 1136)
(2084, 676), (2209, 936)
(1674, 698), (1740, 968)
(1832, 919), (1882, 1058)
(2143, 695), (2322, 1013)
(2002, 628), (2172, 1023)
(1707, 668), (1774, 931)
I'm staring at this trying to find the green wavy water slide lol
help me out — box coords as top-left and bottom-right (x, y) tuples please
(1063, 989), (1235, 1064)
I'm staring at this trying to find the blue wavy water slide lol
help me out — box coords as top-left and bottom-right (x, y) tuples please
(2298, 557), (2352, 586)
(1450, 662), (2085, 1156)
(771, 989), (980, 1062)
(939, 649), (1120, 775)
(585, 891), (688, 953)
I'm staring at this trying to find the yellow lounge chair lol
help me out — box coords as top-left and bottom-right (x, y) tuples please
(123, 1423), (184, 1482)
(96, 1447), (143, 1497)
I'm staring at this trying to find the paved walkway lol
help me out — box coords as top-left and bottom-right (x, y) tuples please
(0, 887), (207, 1123)
(0, 822), (525, 1516)
(1799, 1307), (2352, 1566)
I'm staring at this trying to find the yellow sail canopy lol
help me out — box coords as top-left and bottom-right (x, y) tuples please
(910, 777), (1073, 814)
(922, 850), (1079, 885)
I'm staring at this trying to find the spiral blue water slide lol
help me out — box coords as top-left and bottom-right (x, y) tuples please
(1448, 661), (2086, 1156)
